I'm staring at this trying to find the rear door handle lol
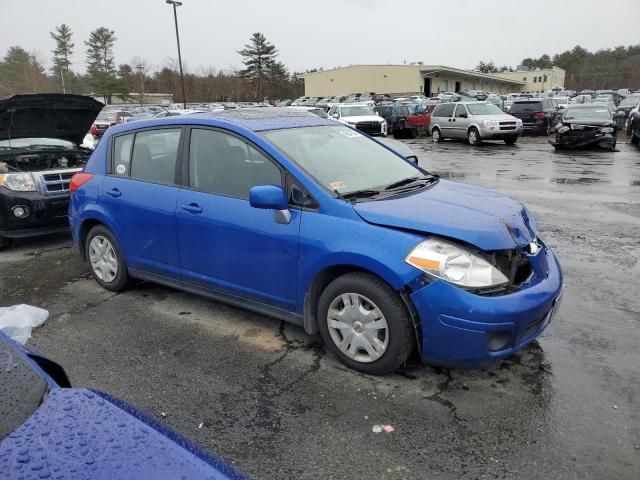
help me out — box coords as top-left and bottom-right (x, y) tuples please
(181, 203), (202, 214)
(106, 188), (121, 198)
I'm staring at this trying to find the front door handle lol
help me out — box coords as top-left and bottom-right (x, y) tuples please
(106, 188), (121, 198)
(181, 203), (202, 214)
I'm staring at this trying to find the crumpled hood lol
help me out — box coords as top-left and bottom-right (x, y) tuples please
(353, 179), (537, 250)
(0, 94), (103, 145)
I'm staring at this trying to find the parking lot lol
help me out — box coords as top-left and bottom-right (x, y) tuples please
(2, 135), (639, 479)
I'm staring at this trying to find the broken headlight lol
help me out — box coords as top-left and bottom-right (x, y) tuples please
(557, 125), (571, 133)
(0, 173), (36, 192)
(600, 127), (614, 134)
(405, 238), (508, 288)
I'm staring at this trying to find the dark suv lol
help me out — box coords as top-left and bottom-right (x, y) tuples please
(0, 94), (102, 249)
(509, 99), (559, 135)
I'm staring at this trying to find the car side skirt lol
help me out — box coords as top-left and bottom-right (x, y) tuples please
(129, 269), (304, 327)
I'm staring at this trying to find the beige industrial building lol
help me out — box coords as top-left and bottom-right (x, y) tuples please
(495, 67), (565, 93)
(300, 65), (527, 97)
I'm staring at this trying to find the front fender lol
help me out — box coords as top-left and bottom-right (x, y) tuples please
(297, 213), (425, 313)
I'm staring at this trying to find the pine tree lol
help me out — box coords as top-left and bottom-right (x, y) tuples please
(50, 24), (74, 92)
(85, 27), (120, 103)
(237, 33), (278, 100)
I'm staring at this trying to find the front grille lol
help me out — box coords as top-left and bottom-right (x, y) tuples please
(36, 168), (81, 196)
(500, 121), (517, 131)
(355, 121), (382, 134)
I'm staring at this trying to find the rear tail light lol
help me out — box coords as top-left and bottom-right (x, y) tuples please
(69, 173), (94, 194)
(90, 124), (97, 135)
(533, 112), (546, 119)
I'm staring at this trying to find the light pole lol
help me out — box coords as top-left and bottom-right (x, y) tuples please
(166, 0), (187, 108)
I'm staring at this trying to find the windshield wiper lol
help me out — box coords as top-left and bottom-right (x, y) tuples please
(384, 175), (434, 191)
(341, 189), (382, 200)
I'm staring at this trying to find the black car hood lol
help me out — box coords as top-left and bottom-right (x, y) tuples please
(0, 94), (103, 145)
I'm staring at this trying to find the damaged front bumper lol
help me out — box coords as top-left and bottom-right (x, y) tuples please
(409, 242), (563, 367)
(551, 125), (617, 149)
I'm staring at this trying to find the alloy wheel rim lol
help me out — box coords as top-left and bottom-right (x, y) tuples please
(327, 293), (389, 363)
(432, 130), (440, 142)
(469, 131), (477, 143)
(89, 236), (118, 283)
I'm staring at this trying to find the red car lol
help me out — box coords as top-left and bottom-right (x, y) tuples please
(90, 109), (132, 137)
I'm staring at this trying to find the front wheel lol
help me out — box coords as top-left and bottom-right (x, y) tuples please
(504, 136), (518, 145)
(631, 133), (639, 146)
(86, 225), (129, 292)
(432, 127), (442, 142)
(467, 127), (482, 146)
(318, 272), (414, 375)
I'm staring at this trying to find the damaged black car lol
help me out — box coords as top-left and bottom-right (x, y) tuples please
(551, 104), (620, 151)
(0, 94), (103, 249)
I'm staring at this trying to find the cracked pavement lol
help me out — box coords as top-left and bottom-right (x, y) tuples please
(1, 138), (639, 479)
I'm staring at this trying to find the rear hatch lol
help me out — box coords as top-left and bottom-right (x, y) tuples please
(509, 101), (543, 122)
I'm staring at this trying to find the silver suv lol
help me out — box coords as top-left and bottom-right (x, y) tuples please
(429, 102), (523, 145)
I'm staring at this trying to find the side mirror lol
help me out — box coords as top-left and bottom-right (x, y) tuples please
(249, 185), (291, 224)
(332, 113), (339, 119)
(406, 155), (418, 165)
(459, 113), (468, 118)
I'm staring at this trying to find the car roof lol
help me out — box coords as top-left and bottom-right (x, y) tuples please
(107, 108), (335, 134)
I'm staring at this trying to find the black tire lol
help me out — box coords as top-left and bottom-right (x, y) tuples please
(408, 128), (417, 139)
(392, 131), (401, 139)
(431, 127), (443, 142)
(631, 134), (639, 146)
(609, 140), (617, 151)
(504, 136), (518, 145)
(467, 127), (482, 146)
(85, 225), (129, 292)
(0, 237), (11, 251)
(317, 272), (414, 375)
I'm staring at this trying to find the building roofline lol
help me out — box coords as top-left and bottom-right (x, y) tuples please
(299, 64), (526, 84)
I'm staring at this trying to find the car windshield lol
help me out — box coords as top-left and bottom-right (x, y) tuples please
(564, 107), (612, 120)
(467, 104), (504, 115)
(0, 137), (75, 149)
(96, 111), (117, 120)
(262, 125), (422, 195)
(0, 335), (50, 441)
(340, 106), (375, 117)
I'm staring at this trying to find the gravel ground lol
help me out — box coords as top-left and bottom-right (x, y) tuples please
(2, 135), (639, 479)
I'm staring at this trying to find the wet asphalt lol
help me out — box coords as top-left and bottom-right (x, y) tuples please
(1, 135), (639, 479)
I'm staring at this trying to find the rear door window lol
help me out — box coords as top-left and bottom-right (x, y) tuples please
(112, 129), (181, 184)
(434, 103), (455, 117)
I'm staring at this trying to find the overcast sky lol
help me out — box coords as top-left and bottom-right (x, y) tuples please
(2, 0), (639, 74)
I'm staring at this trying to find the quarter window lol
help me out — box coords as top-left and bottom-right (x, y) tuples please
(188, 129), (282, 199)
(112, 134), (134, 177)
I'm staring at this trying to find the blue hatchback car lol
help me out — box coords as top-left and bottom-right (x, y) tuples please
(69, 109), (563, 374)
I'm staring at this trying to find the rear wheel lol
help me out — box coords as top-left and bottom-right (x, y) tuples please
(86, 225), (129, 292)
(318, 272), (414, 375)
(631, 133), (639, 146)
(432, 127), (442, 142)
(467, 127), (482, 146)
(408, 128), (417, 139)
